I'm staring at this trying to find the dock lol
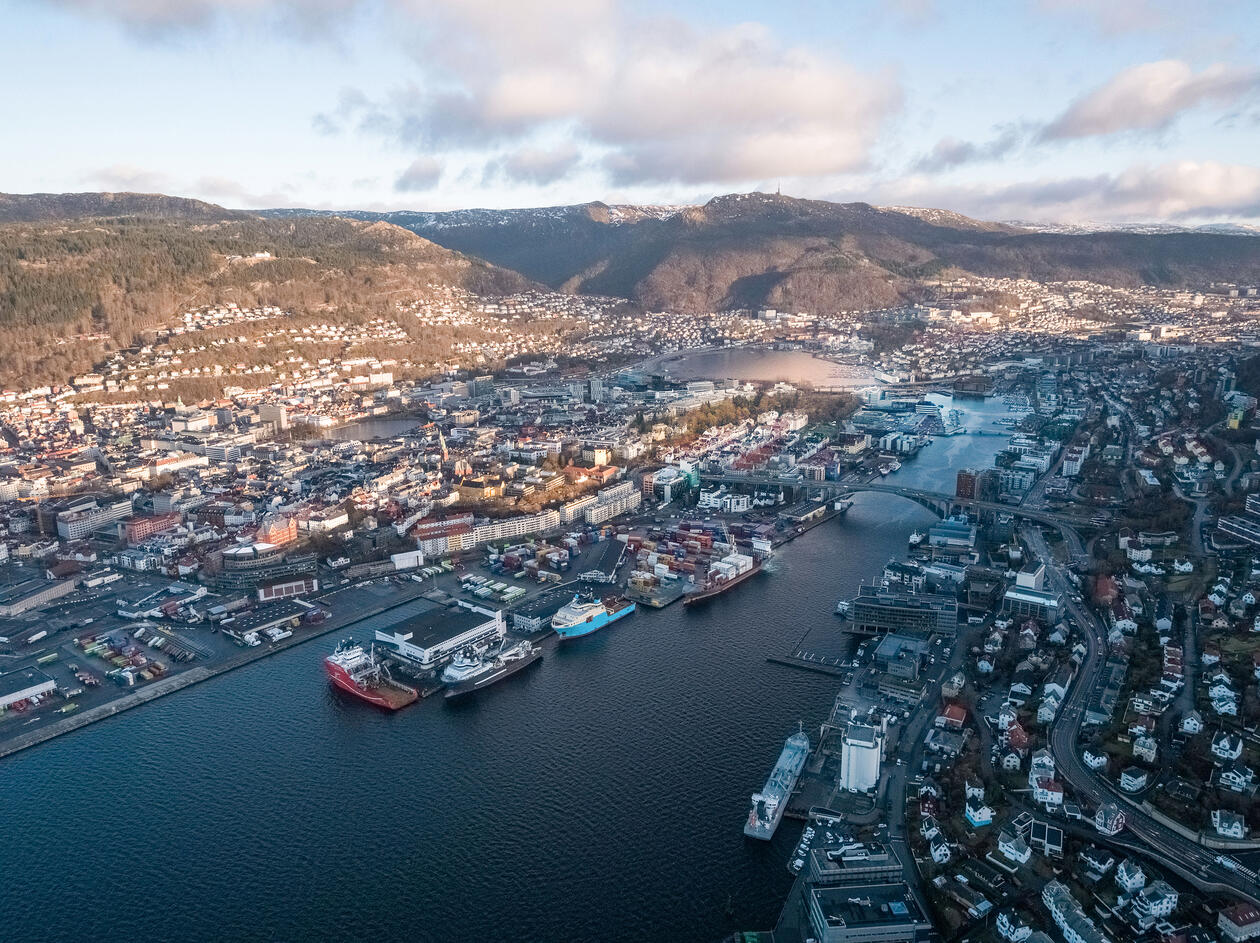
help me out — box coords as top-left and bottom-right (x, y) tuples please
(624, 582), (687, 608)
(765, 655), (847, 678)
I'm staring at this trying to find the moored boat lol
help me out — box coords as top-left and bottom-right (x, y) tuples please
(324, 640), (418, 711)
(443, 640), (543, 698)
(551, 594), (636, 639)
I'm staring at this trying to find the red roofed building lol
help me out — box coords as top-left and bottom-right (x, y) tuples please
(936, 704), (967, 729)
(1219, 903), (1260, 943)
(1007, 722), (1031, 753)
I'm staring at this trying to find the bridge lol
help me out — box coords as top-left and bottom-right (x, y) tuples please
(696, 470), (1097, 529)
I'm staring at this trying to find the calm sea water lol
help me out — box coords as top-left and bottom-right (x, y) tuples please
(0, 402), (1005, 943)
(656, 348), (875, 387)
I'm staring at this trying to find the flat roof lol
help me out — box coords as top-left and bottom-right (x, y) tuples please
(363, 598), (496, 649)
(0, 578), (58, 605)
(0, 667), (57, 699)
(810, 882), (927, 930)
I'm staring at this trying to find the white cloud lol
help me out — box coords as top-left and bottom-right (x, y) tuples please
(88, 164), (176, 192)
(867, 161), (1260, 222)
(53, 0), (899, 190)
(339, 14), (899, 187)
(1043, 60), (1260, 139)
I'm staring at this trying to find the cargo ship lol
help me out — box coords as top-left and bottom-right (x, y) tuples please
(683, 552), (763, 606)
(744, 727), (811, 840)
(551, 594), (636, 639)
(442, 640), (543, 698)
(324, 640), (419, 710)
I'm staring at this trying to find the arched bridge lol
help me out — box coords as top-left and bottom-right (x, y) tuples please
(696, 470), (1096, 529)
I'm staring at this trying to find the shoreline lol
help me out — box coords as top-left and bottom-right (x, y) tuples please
(0, 587), (434, 761)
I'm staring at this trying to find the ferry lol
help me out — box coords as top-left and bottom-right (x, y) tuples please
(551, 594), (636, 640)
(324, 640), (419, 711)
(908, 531), (925, 549)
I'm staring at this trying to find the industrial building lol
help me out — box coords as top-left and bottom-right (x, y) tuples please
(840, 723), (883, 792)
(0, 577), (77, 617)
(375, 601), (505, 670)
(0, 668), (58, 710)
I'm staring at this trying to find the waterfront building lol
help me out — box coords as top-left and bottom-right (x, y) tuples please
(848, 586), (958, 639)
(376, 603), (505, 670)
(839, 723), (882, 792)
(806, 881), (933, 943)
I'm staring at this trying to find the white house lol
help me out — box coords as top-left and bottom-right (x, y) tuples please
(1212, 809), (1249, 839)
(1212, 731), (1244, 761)
(997, 909), (1033, 943)
(1028, 748), (1055, 788)
(1132, 736), (1158, 763)
(966, 799), (995, 828)
(1034, 778), (1065, 807)
(1120, 767), (1149, 792)
(998, 827), (1032, 865)
(1219, 762), (1256, 793)
(1131, 881), (1179, 928)
(1116, 858), (1147, 894)
(1095, 801), (1127, 836)
(1179, 710), (1203, 735)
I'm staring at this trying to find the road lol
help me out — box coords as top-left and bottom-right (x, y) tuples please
(1026, 523), (1260, 905)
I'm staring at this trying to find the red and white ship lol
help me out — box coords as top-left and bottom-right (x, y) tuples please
(324, 640), (418, 711)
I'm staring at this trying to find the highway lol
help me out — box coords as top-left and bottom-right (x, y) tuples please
(1025, 524), (1260, 905)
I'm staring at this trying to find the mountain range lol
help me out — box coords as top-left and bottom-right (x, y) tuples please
(5, 188), (1260, 385)
(260, 191), (1260, 313)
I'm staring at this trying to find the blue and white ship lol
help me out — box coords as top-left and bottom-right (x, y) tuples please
(745, 727), (811, 840)
(551, 594), (636, 640)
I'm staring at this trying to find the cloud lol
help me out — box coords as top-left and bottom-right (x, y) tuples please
(42, 0), (358, 34)
(913, 127), (1025, 172)
(393, 156), (443, 192)
(1036, 0), (1172, 35)
(88, 164), (176, 192)
(485, 143), (582, 186)
(346, 15), (899, 186)
(44, 0), (900, 191)
(1043, 60), (1260, 140)
(867, 161), (1260, 222)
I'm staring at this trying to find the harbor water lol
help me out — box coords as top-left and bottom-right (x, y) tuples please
(0, 400), (1006, 943)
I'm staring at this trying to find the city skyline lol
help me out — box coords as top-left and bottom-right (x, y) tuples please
(5, 0), (1260, 221)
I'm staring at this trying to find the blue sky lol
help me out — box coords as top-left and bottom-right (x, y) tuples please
(4, 0), (1260, 221)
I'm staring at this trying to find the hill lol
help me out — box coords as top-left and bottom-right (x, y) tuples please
(0, 211), (535, 386)
(284, 192), (1260, 314)
(0, 191), (247, 223)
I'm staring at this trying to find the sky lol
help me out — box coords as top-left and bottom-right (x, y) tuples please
(4, 0), (1260, 222)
